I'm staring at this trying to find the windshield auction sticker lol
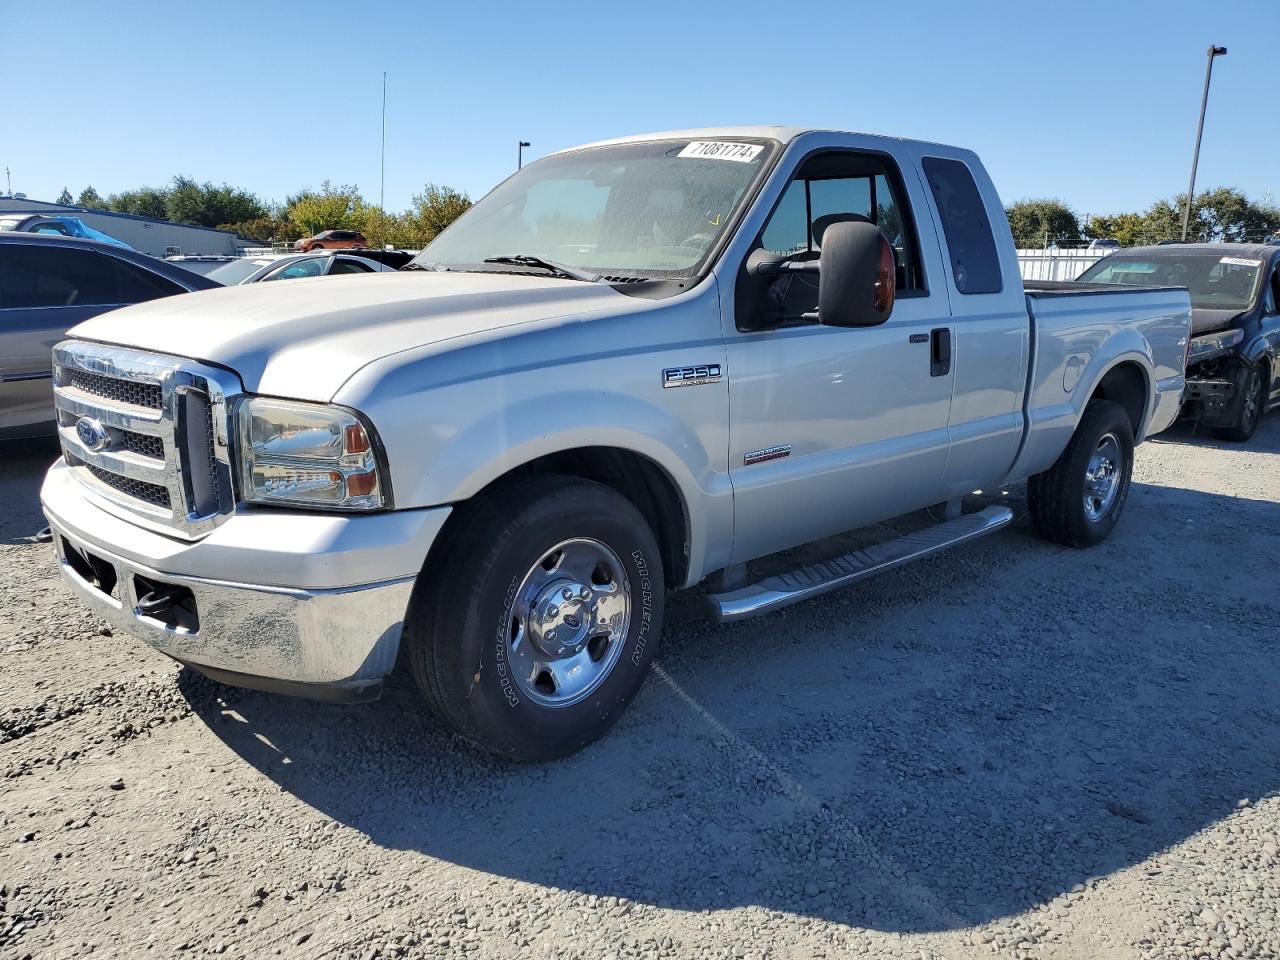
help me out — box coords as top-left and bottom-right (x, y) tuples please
(678, 141), (764, 163)
(1219, 257), (1262, 267)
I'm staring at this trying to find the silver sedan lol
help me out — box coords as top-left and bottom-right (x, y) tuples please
(206, 252), (397, 285)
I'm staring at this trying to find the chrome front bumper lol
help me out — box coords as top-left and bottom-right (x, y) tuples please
(41, 460), (451, 698)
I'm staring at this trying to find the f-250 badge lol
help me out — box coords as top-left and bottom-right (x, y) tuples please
(662, 364), (722, 388)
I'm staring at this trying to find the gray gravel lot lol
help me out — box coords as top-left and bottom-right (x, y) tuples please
(2, 419), (1279, 960)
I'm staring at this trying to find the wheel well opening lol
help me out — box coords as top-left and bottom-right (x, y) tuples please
(472, 447), (690, 590)
(1091, 363), (1147, 436)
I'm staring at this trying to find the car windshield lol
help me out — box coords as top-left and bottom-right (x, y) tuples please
(412, 138), (777, 279)
(207, 258), (280, 285)
(1079, 253), (1264, 310)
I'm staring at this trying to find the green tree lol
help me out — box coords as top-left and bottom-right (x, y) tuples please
(165, 176), (265, 228)
(286, 181), (367, 236)
(217, 215), (291, 243)
(166, 176), (206, 225)
(109, 187), (170, 220)
(1140, 198), (1183, 243)
(76, 186), (104, 209)
(359, 206), (402, 248)
(55, 187), (73, 205)
(1087, 212), (1146, 247)
(200, 183), (266, 227)
(1005, 198), (1081, 247)
(401, 184), (472, 247)
(1183, 187), (1280, 243)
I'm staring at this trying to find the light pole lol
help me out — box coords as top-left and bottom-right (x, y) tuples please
(518, 141), (531, 170)
(1181, 45), (1227, 242)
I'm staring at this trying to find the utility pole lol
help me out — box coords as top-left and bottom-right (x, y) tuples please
(518, 141), (531, 170)
(379, 72), (387, 247)
(1181, 45), (1227, 242)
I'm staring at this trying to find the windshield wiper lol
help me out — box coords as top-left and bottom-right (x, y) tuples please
(401, 262), (447, 271)
(482, 255), (602, 283)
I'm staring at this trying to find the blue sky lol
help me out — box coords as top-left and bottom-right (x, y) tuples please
(3, 0), (1277, 218)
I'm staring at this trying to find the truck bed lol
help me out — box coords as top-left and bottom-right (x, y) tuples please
(1003, 281), (1192, 485)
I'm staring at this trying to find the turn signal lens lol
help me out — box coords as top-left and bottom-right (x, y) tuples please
(344, 423), (372, 456)
(874, 237), (896, 316)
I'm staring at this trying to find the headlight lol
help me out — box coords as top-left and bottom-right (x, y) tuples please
(236, 397), (389, 510)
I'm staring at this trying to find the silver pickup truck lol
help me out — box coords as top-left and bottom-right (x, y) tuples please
(40, 127), (1191, 760)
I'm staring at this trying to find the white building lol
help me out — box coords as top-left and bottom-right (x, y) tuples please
(0, 196), (255, 257)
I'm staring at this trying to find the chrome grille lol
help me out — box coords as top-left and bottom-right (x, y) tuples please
(69, 455), (173, 508)
(52, 341), (241, 540)
(120, 430), (164, 460)
(66, 368), (162, 410)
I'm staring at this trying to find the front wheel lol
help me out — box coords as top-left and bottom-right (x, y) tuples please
(1028, 399), (1135, 547)
(1214, 363), (1266, 443)
(405, 475), (664, 761)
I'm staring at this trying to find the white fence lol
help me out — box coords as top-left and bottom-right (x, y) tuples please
(1016, 248), (1106, 282)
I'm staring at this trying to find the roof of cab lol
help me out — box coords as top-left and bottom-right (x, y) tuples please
(549, 125), (961, 156)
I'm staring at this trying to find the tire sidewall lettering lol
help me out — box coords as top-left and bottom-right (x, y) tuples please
(630, 548), (653, 667)
(494, 574), (521, 707)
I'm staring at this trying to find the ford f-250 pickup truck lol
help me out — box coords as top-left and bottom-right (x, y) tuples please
(40, 127), (1192, 760)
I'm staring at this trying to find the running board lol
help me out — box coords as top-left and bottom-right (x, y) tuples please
(705, 505), (1013, 623)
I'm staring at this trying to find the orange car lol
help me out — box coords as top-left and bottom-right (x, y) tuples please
(293, 229), (367, 252)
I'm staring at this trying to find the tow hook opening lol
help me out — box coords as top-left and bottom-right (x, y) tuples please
(61, 536), (119, 600)
(132, 575), (200, 634)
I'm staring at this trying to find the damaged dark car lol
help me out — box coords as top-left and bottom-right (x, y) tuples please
(1079, 244), (1280, 441)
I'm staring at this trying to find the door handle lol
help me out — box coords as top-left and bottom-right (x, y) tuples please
(930, 328), (951, 377)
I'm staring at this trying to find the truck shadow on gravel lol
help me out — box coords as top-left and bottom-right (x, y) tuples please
(1146, 415), (1280, 453)
(181, 472), (1280, 934)
(0, 437), (60, 544)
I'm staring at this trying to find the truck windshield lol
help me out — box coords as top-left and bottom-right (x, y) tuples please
(412, 138), (776, 280)
(1079, 253), (1263, 311)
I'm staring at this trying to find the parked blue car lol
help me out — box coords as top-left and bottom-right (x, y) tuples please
(0, 213), (133, 250)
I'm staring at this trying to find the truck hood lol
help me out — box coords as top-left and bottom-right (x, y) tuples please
(69, 271), (639, 400)
(1190, 307), (1245, 337)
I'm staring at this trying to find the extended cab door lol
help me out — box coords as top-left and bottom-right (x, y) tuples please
(720, 141), (956, 564)
(916, 153), (1030, 498)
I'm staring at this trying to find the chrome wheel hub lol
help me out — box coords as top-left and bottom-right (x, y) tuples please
(506, 538), (630, 708)
(1083, 432), (1122, 522)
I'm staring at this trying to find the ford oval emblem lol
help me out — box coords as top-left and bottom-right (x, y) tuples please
(76, 417), (110, 452)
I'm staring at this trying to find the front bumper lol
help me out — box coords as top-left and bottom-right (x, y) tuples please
(41, 459), (451, 698)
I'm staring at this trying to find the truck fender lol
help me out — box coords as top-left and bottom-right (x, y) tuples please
(1004, 336), (1156, 485)
(387, 388), (730, 589)
(1078, 348), (1155, 437)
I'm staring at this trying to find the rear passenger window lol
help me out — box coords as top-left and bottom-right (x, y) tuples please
(0, 247), (179, 309)
(329, 259), (374, 275)
(112, 261), (185, 301)
(922, 157), (1002, 295)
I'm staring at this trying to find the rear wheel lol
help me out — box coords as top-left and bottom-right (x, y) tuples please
(1214, 362), (1266, 443)
(405, 475), (664, 761)
(1028, 399), (1135, 547)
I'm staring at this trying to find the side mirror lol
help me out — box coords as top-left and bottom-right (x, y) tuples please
(817, 221), (896, 327)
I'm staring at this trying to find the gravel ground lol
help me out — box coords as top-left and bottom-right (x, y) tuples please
(2, 417), (1279, 960)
